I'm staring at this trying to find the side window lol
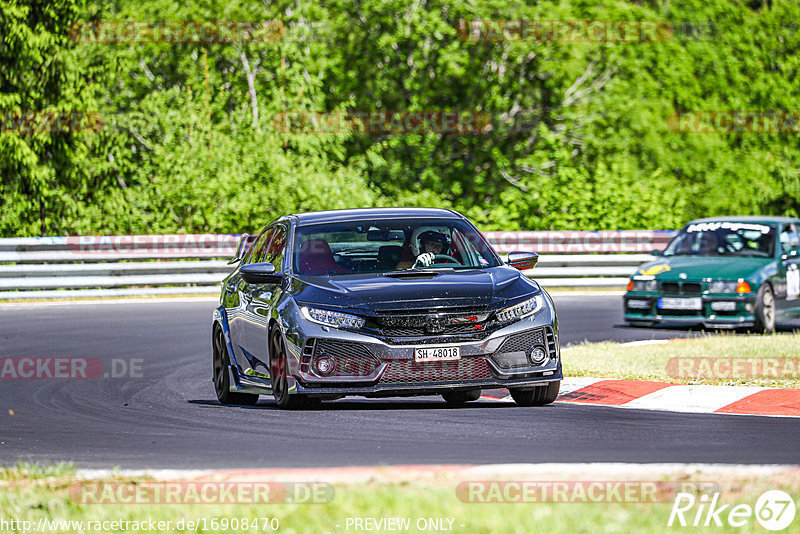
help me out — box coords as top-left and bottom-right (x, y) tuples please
(780, 224), (800, 254)
(246, 228), (275, 265)
(264, 226), (287, 270)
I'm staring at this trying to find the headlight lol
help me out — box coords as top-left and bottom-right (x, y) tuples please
(709, 281), (737, 293)
(301, 307), (365, 329)
(632, 279), (658, 292)
(496, 294), (544, 323)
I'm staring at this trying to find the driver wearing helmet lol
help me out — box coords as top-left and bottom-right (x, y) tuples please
(413, 230), (452, 268)
(697, 232), (720, 254)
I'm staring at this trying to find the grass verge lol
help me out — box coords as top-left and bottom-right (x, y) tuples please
(563, 332), (800, 388)
(1, 463), (799, 533)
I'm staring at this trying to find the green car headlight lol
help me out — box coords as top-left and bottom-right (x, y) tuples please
(709, 281), (738, 293)
(632, 279), (658, 292)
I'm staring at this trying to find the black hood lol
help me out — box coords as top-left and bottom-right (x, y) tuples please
(290, 267), (539, 313)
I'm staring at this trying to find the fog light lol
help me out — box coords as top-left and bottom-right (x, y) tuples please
(627, 299), (650, 309)
(710, 301), (736, 312)
(529, 346), (548, 365)
(315, 357), (336, 375)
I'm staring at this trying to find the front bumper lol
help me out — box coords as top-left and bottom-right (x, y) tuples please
(623, 292), (757, 328)
(281, 305), (562, 397)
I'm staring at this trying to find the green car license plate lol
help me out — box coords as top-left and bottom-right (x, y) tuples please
(658, 297), (702, 310)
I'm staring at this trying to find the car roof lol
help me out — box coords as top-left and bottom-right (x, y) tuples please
(288, 207), (464, 225)
(687, 215), (799, 226)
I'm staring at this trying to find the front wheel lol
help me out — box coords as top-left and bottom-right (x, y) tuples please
(269, 328), (318, 410)
(212, 326), (259, 405)
(510, 381), (560, 407)
(754, 284), (776, 334)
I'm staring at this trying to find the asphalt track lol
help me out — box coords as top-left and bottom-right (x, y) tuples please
(1, 294), (798, 468)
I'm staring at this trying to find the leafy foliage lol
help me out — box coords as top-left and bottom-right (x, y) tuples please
(1, 0), (798, 235)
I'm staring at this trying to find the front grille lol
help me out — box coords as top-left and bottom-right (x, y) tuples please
(310, 339), (380, 377)
(661, 281), (703, 295)
(380, 357), (492, 383)
(495, 328), (545, 354)
(381, 335), (491, 346)
(492, 327), (556, 369)
(661, 282), (679, 294)
(380, 324), (480, 337)
(682, 282), (702, 295)
(545, 327), (558, 360)
(372, 306), (493, 340)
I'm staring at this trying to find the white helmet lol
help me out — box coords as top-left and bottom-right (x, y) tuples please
(410, 226), (452, 256)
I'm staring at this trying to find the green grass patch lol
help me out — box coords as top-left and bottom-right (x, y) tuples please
(1, 464), (798, 533)
(563, 333), (800, 388)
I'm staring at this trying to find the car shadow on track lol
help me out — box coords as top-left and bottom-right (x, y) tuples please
(188, 399), (535, 411)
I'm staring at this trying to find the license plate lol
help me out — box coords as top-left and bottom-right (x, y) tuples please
(658, 297), (702, 310)
(414, 346), (461, 362)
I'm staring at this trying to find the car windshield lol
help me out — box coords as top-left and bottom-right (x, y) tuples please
(293, 218), (500, 275)
(663, 222), (776, 258)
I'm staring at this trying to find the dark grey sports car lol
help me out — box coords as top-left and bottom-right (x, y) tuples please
(212, 208), (561, 409)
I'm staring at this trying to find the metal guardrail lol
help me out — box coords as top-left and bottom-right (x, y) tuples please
(0, 231), (676, 299)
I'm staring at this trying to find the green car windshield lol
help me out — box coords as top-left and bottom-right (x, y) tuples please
(663, 222), (776, 258)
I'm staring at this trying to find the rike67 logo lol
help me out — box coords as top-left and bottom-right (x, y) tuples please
(669, 490), (796, 531)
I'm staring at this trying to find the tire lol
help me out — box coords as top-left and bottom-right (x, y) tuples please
(212, 326), (259, 405)
(510, 381), (560, 407)
(442, 389), (481, 405)
(754, 284), (776, 334)
(269, 328), (318, 410)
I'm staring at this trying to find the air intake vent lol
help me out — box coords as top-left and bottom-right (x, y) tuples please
(311, 340), (381, 377)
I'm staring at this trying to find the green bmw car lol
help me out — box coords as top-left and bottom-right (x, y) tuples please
(624, 216), (800, 332)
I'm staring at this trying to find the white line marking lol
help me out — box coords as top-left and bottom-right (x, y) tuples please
(618, 339), (672, 347)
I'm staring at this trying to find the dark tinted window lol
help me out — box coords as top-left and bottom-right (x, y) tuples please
(265, 225), (287, 270)
(292, 218), (500, 275)
(663, 222), (776, 258)
(780, 224), (800, 253)
(246, 227), (274, 264)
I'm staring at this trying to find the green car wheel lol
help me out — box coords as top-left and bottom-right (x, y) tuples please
(754, 284), (775, 334)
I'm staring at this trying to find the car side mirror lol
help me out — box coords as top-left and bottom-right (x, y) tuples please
(651, 249), (661, 256)
(240, 262), (282, 284)
(507, 251), (539, 270)
(229, 233), (255, 265)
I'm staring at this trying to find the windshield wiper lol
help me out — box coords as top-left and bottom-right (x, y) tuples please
(383, 269), (443, 279)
